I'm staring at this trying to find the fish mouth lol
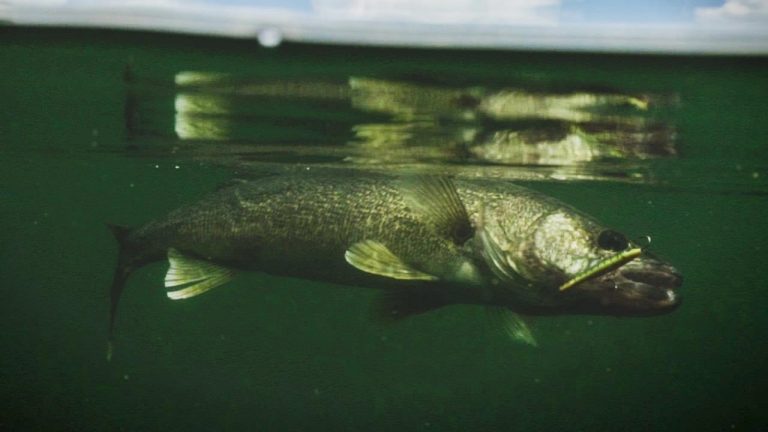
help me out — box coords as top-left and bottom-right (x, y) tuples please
(599, 257), (683, 316)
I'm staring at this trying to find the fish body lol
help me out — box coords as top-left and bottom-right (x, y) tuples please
(108, 174), (682, 347)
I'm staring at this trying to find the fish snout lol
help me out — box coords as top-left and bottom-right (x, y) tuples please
(622, 262), (682, 289)
(604, 260), (683, 315)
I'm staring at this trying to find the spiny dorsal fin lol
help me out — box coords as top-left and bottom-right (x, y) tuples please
(345, 240), (437, 281)
(487, 307), (538, 347)
(397, 176), (473, 245)
(165, 248), (235, 300)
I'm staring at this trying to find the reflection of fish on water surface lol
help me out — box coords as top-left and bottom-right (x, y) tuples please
(164, 73), (663, 125)
(343, 78), (676, 167)
(107, 174), (682, 357)
(466, 121), (677, 166)
(346, 77), (655, 123)
(126, 72), (677, 181)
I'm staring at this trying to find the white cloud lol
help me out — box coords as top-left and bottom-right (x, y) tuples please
(695, 0), (768, 23)
(7, 0), (191, 5)
(7, 0), (68, 4)
(312, 0), (561, 25)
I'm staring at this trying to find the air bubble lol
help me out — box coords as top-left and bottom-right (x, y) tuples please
(257, 28), (282, 48)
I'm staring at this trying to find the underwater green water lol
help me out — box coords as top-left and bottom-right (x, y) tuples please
(1, 28), (768, 431)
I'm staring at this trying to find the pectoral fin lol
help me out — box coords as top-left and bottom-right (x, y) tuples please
(345, 240), (437, 281)
(165, 248), (235, 300)
(476, 204), (530, 286)
(397, 176), (473, 245)
(488, 307), (538, 347)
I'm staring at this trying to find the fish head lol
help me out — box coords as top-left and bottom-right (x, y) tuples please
(482, 208), (682, 316)
(577, 252), (682, 316)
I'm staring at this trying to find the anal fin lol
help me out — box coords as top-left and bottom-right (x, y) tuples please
(165, 248), (235, 300)
(487, 307), (538, 347)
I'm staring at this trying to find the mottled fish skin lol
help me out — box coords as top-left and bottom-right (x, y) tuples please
(108, 173), (681, 349)
(125, 175), (472, 290)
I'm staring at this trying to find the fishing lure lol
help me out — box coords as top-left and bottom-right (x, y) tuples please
(559, 247), (643, 292)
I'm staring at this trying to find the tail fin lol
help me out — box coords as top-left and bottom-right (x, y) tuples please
(106, 224), (134, 361)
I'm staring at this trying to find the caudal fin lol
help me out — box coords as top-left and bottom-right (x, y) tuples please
(106, 224), (134, 361)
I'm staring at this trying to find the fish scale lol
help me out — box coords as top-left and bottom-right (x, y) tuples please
(106, 173), (681, 357)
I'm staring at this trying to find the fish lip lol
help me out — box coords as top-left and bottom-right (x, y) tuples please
(592, 260), (683, 315)
(621, 267), (683, 290)
(660, 290), (682, 311)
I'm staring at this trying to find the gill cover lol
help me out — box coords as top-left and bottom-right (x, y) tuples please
(476, 205), (529, 286)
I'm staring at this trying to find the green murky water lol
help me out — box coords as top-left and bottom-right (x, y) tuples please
(1, 28), (767, 431)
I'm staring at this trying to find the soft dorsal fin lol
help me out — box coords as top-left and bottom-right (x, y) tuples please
(345, 240), (437, 281)
(487, 307), (538, 347)
(397, 176), (473, 245)
(165, 248), (235, 300)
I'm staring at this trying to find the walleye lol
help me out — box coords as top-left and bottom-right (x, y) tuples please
(107, 174), (681, 353)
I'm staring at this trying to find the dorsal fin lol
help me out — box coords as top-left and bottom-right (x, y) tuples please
(397, 176), (473, 245)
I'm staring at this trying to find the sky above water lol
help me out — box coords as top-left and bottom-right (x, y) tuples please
(15, 0), (768, 25)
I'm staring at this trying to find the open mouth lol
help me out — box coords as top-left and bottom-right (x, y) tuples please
(557, 247), (682, 313)
(611, 258), (683, 313)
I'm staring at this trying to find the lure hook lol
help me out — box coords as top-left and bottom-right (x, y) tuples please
(635, 234), (652, 251)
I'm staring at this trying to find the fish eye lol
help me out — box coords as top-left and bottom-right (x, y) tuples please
(597, 230), (629, 252)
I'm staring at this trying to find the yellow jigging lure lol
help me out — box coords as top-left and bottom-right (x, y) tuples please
(559, 247), (643, 291)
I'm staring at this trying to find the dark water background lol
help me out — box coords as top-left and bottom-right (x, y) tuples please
(1, 28), (767, 431)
